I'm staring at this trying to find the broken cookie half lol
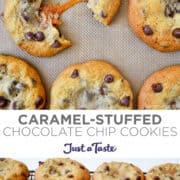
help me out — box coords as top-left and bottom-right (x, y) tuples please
(4, 0), (79, 57)
(4, 0), (121, 57)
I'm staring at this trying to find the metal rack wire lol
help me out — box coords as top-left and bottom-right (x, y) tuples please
(29, 171), (35, 180)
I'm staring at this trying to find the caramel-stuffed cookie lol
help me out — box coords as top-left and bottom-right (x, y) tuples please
(128, 0), (180, 52)
(35, 158), (90, 180)
(87, 0), (121, 25)
(0, 158), (29, 180)
(146, 163), (180, 180)
(138, 65), (180, 110)
(50, 60), (133, 109)
(4, 0), (71, 57)
(93, 162), (144, 180)
(0, 55), (46, 109)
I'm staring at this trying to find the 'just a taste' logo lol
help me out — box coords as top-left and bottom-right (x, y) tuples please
(63, 142), (117, 154)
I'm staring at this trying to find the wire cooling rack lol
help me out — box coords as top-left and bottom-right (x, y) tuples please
(28, 170), (95, 180)
(29, 171), (35, 180)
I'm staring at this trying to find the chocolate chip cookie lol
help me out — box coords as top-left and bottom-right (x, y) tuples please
(0, 55), (46, 109)
(35, 158), (90, 180)
(0, 158), (29, 180)
(146, 163), (180, 180)
(4, 0), (72, 57)
(138, 65), (180, 110)
(87, 0), (121, 25)
(50, 60), (133, 109)
(128, 0), (180, 52)
(93, 162), (144, 180)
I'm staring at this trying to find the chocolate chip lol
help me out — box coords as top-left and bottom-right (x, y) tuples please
(49, 168), (56, 174)
(71, 69), (79, 78)
(58, 162), (64, 166)
(172, 28), (180, 38)
(165, 4), (175, 17)
(31, 78), (37, 86)
(0, 64), (7, 74)
(35, 31), (45, 41)
(35, 96), (44, 108)
(143, 25), (153, 35)
(8, 81), (24, 97)
(0, 158), (5, 161)
(104, 74), (114, 83)
(104, 166), (110, 172)
(124, 178), (131, 180)
(65, 170), (71, 174)
(136, 176), (141, 180)
(154, 176), (160, 180)
(170, 101), (177, 109)
(0, 96), (10, 108)
(120, 96), (130, 106)
(152, 83), (163, 93)
(25, 32), (35, 40)
(38, 161), (44, 166)
(21, 11), (30, 21)
(51, 40), (61, 48)
(12, 101), (25, 110)
(67, 175), (74, 178)
(99, 10), (107, 18)
(99, 84), (108, 95)
(80, 165), (85, 170)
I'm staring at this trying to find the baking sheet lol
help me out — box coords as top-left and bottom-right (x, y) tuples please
(0, 0), (179, 108)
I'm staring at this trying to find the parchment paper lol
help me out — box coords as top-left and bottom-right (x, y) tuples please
(0, 0), (179, 108)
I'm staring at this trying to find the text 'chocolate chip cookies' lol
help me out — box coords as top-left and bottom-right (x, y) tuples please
(50, 60), (133, 109)
(138, 65), (180, 110)
(0, 158), (29, 180)
(35, 158), (90, 180)
(93, 162), (144, 180)
(0, 55), (46, 109)
(128, 0), (180, 52)
(4, 0), (121, 57)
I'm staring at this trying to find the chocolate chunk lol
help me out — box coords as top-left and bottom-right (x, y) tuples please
(152, 83), (163, 93)
(35, 31), (45, 41)
(35, 96), (44, 108)
(104, 74), (114, 83)
(172, 28), (180, 38)
(25, 32), (35, 40)
(0, 64), (7, 74)
(67, 175), (74, 178)
(136, 176), (141, 180)
(0, 158), (5, 161)
(51, 40), (61, 48)
(143, 25), (153, 35)
(71, 69), (79, 78)
(154, 176), (160, 180)
(0, 96), (10, 108)
(99, 10), (107, 18)
(120, 96), (130, 106)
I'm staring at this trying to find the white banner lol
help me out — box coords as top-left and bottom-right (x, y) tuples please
(0, 110), (179, 159)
